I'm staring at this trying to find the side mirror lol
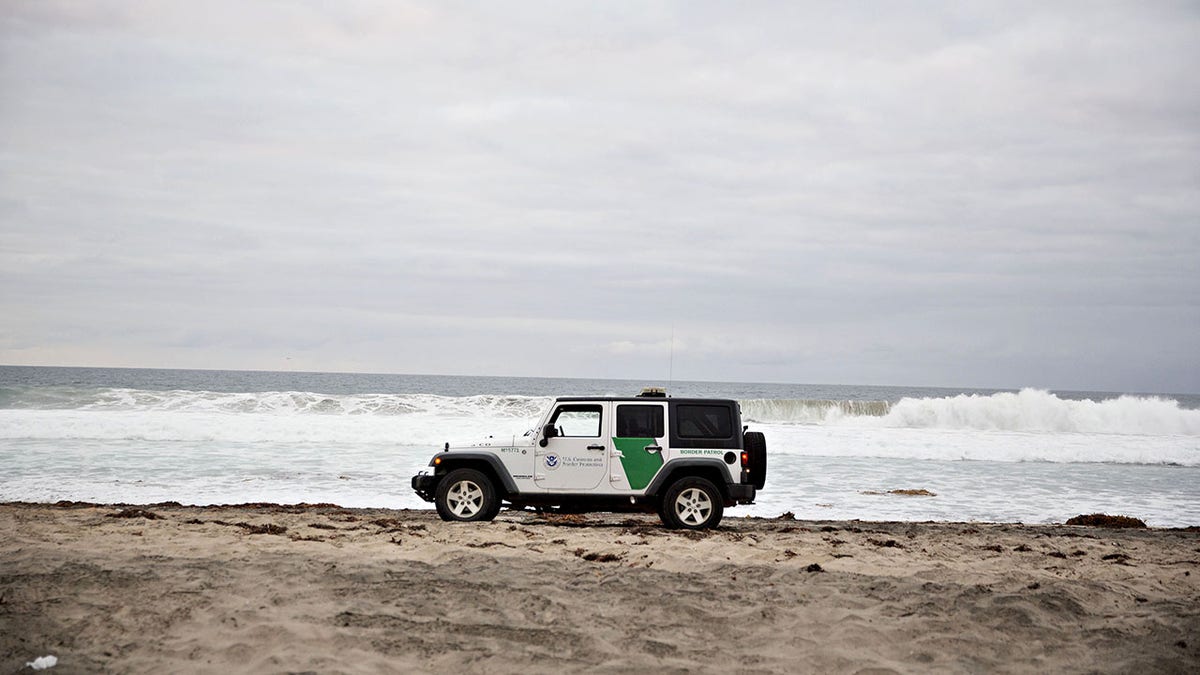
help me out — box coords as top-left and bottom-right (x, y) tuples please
(539, 423), (558, 447)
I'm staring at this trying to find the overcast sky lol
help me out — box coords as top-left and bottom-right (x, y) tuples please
(1, 1), (1197, 393)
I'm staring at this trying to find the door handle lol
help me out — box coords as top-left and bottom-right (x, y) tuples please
(587, 444), (605, 451)
(644, 445), (662, 454)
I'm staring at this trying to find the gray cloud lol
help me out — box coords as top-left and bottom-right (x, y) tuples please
(2, 1), (1197, 392)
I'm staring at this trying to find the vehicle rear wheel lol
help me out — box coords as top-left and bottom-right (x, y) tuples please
(435, 468), (499, 522)
(659, 476), (724, 530)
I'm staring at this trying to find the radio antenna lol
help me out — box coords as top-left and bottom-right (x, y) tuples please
(668, 323), (675, 392)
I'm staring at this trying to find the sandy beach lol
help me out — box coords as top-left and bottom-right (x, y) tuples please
(1, 502), (1197, 674)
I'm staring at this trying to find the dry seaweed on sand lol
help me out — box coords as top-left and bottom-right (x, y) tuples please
(194, 519), (287, 535)
(535, 512), (597, 527)
(370, 518), (408, 530)
(234, 522), (288, 535)
(465, 541), (518, 549)
(1065, 514), (1147, 528)
(107, 508), (162, 520)
(572, 548), (622, 563)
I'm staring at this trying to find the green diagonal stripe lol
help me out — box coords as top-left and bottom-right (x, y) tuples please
(612, 437), (663, 490)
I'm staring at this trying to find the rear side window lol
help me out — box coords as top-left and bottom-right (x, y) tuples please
(616, 405), (664, 438)
(675, 404), (733, 439)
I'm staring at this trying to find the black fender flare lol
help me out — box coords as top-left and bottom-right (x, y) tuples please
(431, 452), (519, 495)
(645, 458), (735, 498)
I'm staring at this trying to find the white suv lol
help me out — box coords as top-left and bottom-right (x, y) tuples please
(412, 389), (767, 529)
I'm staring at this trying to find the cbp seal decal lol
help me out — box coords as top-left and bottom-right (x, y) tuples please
(544, 454), (559, 470)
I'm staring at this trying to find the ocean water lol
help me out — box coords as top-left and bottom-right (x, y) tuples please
(2, 366), (1198, 526)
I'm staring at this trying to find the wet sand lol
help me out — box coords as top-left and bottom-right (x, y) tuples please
(1, 502), (1197, 673)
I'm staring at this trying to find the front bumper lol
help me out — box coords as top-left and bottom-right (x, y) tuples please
(411, 472), (438, 502)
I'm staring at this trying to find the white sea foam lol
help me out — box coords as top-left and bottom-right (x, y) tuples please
(758, 424), (1200, 466)
(71, 388), (551, 419)
(1, 388), (1196, 466)
(746, 389), (1200, 436)
(740, 398), (893, 424)
(873, 389), (1200, 435)
(0, 390), (552, 447)
(8, 386), (1197, 434)
(0, 408), (539, 448)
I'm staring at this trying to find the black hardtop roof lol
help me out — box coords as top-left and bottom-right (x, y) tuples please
(553, 396), (739, 405)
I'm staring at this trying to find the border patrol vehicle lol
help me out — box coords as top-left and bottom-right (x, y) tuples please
(412, 388), (767, 529)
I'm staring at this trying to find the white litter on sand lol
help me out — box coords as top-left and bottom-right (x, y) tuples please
(25, 655), (57, 670)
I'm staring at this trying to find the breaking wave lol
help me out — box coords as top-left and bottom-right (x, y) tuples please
(876, 389), (1200, 435)
(1, 386), (1196, 445)
(746, 390), (1199, 436)
(0, 388), (553, 446)
(0, 386), (551, 419)
(740, 398), (893, 424)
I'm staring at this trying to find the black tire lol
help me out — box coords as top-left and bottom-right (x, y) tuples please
(654, 499), (670, 526)
(659, 476), (724, 530)
(434, 468), (499, 522)
(744, 431), (767, 489)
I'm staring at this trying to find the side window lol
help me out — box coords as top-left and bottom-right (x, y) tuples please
(676, 405), (733, 439)
(549, 404), (602, 437)
(616, 405), (664, 438)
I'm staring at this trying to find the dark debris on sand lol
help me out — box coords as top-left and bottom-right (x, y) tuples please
(1065, 514), (1147, 528)
(106, 508), (162, 520)
(236, 523), (288, 535)
(192, 519), (289, 535)
(573, 548), (622, 563)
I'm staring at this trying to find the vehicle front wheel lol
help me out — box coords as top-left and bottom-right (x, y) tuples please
(660, 476), (724, 530)
(434, 468), (500, 522)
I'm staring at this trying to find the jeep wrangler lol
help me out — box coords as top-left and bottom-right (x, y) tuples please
(412, 388), (767, 529)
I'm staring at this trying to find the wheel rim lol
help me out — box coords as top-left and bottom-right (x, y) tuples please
(447, 479), (484, 517)
(674, 487), (712, 526)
